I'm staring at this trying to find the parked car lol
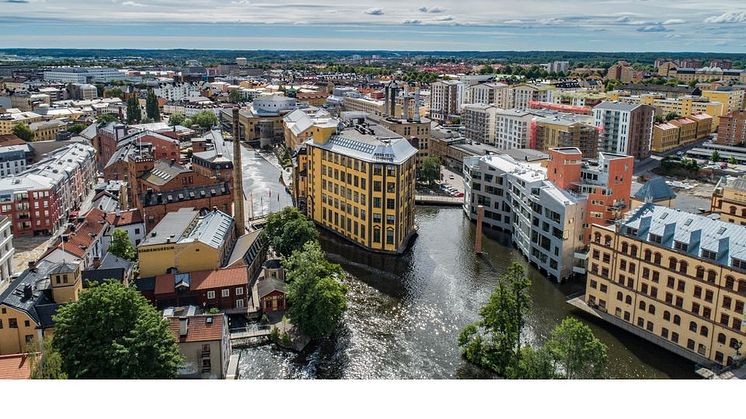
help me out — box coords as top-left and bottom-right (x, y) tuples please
(455, 192), (464, 197)
(449, 175), (455, 179)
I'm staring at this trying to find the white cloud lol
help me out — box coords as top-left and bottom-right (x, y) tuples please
(434, 15), (453, 21)
(364, 7), (383, 15)
(403, 19), (421, 24)
(662, 19), (685, 25)
(504, 19), (523, 24)
(636, 24), (670, 32)
(538, 17), (564, 25)
(419, 5), (446, 13)
(704, 11), (746, 24)
(121, 1), (146, 6)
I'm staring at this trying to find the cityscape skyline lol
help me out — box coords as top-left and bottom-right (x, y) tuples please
(1, 1), (745, 51)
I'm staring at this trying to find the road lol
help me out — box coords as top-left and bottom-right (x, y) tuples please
(634, 136), (713, 176)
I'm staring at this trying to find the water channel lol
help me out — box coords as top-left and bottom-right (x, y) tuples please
(234, 144), (696, 379)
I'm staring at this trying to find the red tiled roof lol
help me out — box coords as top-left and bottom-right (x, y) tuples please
(105, 209), (143, 226)
(55, 207), (108, 258)
(154, 266), (248, 296)
(0, 134), (26, 147)
(0, 354), (33, 379)
(169, 315), (224, 343)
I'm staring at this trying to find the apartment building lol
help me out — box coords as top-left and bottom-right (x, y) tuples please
(0, 111), (42, 136)
(651, 115), (713, 153)
(282, 108), (338, 149)
(465, 82), (511, 108)
(584, 204), (746, 368)
(28, 120), (66, 141)
(702, 89), (745, 117)
(168, 313), (231, 379)
(494, 109), (534, 150)
(429, 80), (465, 122)
(462, 104), (496, 144)
(593, 102), (654, 159)
(711, 176), (746, 225)
(670, 67), (746, 84)
(511, 84), (555, 110)
(463, 153), (585, 282)
(530, 112), (599, 158)
(607, 92), (723, 128)
(154, 83), (204, 102)
(297, 116), (417, 254)
(607, 62), (635, 83)
(0, 143), (95, 236)
(717, 110), (746, 146)
(0, 143), (33, 177)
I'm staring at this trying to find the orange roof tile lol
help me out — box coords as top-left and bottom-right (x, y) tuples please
(105, 209), (143, 226)
(55, 208), (108, 258)
(169, 315), (224, 343)
(0, 354), (33, 379)
(154, 267), (248, 295)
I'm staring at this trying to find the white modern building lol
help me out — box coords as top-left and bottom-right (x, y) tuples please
(43, 67), (126, 83)
(154, 83), (204, 102)
(465, 82), (511, 108)
(463, 153), (586, 282)
(593, 101), (654, 159)
(494, 109), (535, 150)
(0, 144), (32, 177)
(430, 80), (465, 122)
(0, 215), (14, 290)
(461, 104), (497, 145)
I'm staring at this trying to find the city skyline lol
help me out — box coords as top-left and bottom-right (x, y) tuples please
(1, 0), (745, 52)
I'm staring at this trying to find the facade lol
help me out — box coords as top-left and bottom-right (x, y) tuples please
(651, 115), (712, 153)
(67, 83), (98, 100)
(494, 109), (534, 150)
(0, 143), (96, 237)
(137, 208), (237, 278)
(530, 112), (599, 158)
(0, 143), (33, 177)
(0, 216), (13, 289)
(702, 89), (745, 117)
(511, 84), (555, 110)
(593, 102), (654, 159)
(297, 116), (418, 254)
(463, 153), (586, 282)
(711, 176), (746, 226)
(429, 80), (465, 122)
(169, 314), (231, 379)
(462, 104), (496, 145)
(584, 204), (746, 368)
(0, 112), (42, 136)
(28, 120), (65, 141)
(154, 83), (204, 102)
(670, 67), (746, 84)
(606, 92), (723, 128)
(465, 83), (510, 108)
(155, 267), (249, 311)
(717, 110), (746, 146)
(607, 62), (635, 83)
(43, 67), (125, 83)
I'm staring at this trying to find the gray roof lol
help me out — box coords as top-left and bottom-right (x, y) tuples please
(633, 177), (677, 202)
(140, 207), (198, 246)
(620, 203), (746, 268)
(142, 160), (190, 186)
(257, 278), (286, 298)
(184, 210), (234, 249)
(139, 182), (230, 208)
(307, 123), (417, 165)
(0, 259), (61, 326)
(226, 230), (263, 268)
(593, 101), (646, 112)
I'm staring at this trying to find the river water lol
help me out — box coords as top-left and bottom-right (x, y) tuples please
(236, 146), (696, 379)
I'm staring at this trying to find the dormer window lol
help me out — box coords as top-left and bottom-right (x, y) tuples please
(649, 234), (662, 244)
(702, 249), (717, 260)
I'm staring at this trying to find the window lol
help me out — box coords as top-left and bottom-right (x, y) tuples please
(663, 311), (671, 321)
(639, 301), (646, 310)
(668, 257), (677, 270)
(235, 299), (245, 308)
(700, 326), (709, 337)
(661, 328), (669, 339)
(723, 296), (732, 310)
(625, 295), (632, 305)
(207, 291), (216, 299)
(8, 318), (17, 328)
(648, 305), (656, 315)
(689, 321), (697, 332)
(673, 315), (681, 325)
(671, 332), (679, 343)
(235, 287), (244, 296)
(687, 339), (695, 350)
(721, 314), (730, 326)
(718, 333), (727, 344)
(616, 291), (623, 301)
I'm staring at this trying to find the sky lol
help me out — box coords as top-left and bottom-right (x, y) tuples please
(0, 0), (745, 52)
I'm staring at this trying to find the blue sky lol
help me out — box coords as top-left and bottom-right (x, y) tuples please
(1, 0), (745, 51)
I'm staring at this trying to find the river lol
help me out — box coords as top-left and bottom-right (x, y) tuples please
(235, 145), (696, 379)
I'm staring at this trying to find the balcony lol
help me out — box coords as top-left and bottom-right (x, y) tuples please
(572, 266), (587, 274)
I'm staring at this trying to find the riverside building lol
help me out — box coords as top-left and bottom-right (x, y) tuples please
(297, 114), (417, 254)
(583, 204), (746, 369)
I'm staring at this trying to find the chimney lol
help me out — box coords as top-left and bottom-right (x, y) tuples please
(414, 85), (421, 123)
(22, 284), (33, 300)
(402, 83), (409, 119)
(28, 260), (36, 271)
(179, 317), (188, 336)
(232, 107), (246, 235)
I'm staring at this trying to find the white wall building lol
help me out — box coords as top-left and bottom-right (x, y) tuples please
(0, 216), (14, 290)
(154, 83), (204, 102)
(494, 109), (535, 150)
(43, 67), (125, 83)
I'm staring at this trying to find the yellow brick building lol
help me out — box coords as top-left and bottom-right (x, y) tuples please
(0, 260), (82, 355)
(138, 208), (236, 278)
(702, 90), (745, 116)
(298, 117), (418, 254)
(584, 204), (746, 368)
(711, 176), (746, 226)
(610, 93), (723, 128)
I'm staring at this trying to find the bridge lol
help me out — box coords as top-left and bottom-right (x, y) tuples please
(415, 195), (464, 206)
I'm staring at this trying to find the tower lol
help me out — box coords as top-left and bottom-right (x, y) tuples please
(232, 107), (246, 235)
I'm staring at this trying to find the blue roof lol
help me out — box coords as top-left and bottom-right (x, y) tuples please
(633, 177), (677, 202)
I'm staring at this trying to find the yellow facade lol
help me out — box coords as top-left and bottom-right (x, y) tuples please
(652, 123), (680, 153)
(0, 114), (43, 136)
(0, 306), (41, 355)
(585, 224), (746, 367)
(303, 131), (417, 254)
(711, 179), (746, 226)
(615, 93), (723, 128)
(702, 90), (745, 116)
(138, 241), (222, 278)
(50, 266), (83, 304)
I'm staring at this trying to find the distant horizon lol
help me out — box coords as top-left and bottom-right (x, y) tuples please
(1, 1), (744, 53)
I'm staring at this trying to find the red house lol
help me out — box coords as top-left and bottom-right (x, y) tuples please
(152, 266), (248, 311)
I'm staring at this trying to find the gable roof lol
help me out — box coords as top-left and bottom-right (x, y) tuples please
(154, 266), (248, 295)
(168, 315), (224, 343)
(257, 278), (286, 299)
(105, 209), (143, 227)
(51, 207), (108, 259)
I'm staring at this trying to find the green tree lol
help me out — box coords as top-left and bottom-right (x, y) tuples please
(283, 240), (342, 284)
(30, 337), (67, 379)
(285, 242), (347, 339)
(66, 123), (87, 134)
(515, 346), (557, 379)
(420, 156), (441, 185)
(229, 89), (241, 103)
(168, 112), (186, 126)
(52, 281), (182, 379)
(126, 95), (142, 124)
(729, 156), (737, 165)
(97, 113), (119, 124)
(12, 123), (33, 141)
(665, 112), (680, 121)
(541, 317), (608, 379)
(105, 87), (124, 99)
(458, 263), (531, 376)
(262, 206), (319, 257)
(108, 228), (137, 261)
(712, 150), (721, 162)
(145, 88), (161, 122)
(191, 111), (219, 130)
(479, 65), (494, 75)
